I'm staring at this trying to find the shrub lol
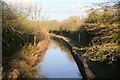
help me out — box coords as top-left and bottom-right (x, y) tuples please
(85, 10), (102, 23)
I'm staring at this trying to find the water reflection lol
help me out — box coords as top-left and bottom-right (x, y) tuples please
(51, 39), (74, 62)
(38, 40), (82, 78)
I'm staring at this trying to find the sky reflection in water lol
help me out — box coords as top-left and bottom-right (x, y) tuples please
(38, 42), (82, 78)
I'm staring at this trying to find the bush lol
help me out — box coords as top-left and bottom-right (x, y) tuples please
(85, 43), (119, 64)
(85, 10), (102, 23)
(83, 2), (120, 63)
(2, 2), (35, 63)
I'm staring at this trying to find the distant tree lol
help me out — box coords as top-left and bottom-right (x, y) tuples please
(85, 10), (102, 23)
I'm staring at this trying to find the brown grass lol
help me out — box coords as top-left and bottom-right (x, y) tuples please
(3, 30), (49, 78)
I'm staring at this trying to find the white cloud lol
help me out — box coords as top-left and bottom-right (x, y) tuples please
(75, 0), (109, 4)
(42, 4), (64, 13)
(42, 6), (55, 13)
(3, 0), (42, 13)
(69, 0), (104, 13)
(3, 0), (35, 3)
(69, 3), (90, 13)
(3, 0), (36, 9)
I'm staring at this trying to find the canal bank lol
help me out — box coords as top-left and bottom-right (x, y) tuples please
(50, 34), (120, 79)
(3, 31), (49, 78)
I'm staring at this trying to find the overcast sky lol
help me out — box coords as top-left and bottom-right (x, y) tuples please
(4, 0), (109, 21)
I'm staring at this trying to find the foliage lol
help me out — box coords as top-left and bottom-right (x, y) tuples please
(85, 10), (102, 23)
(2, 1), (38, 64)
(37, 16), (83, 32)
(85, 43), (119, 63)
(83, 2), (120, 63)
(21, 43), (35, 55)
(2, 1), (50, 78)
(61, 16), (84, 31)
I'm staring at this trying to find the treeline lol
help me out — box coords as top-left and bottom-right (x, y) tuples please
(81, 1), (120, 63)
(2, 1), (41, 65)
(34, 16), (83, 32)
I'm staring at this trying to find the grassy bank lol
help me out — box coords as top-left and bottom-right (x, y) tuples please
(3, 31), (49, 78)
(2, 1), (49, 78)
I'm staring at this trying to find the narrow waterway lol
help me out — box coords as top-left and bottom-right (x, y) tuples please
(38, 40), (82, 78)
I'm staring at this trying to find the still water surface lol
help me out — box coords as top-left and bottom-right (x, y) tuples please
(38, 41), (82, 78)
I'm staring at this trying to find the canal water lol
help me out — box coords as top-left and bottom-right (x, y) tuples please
(38, 40), (82, 78)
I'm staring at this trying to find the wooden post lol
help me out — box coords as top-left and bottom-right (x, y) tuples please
(79, 33), (80, 43)
(34, 35), (36, 46)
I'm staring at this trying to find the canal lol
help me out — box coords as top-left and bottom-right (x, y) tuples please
(38, 39), (83, 78)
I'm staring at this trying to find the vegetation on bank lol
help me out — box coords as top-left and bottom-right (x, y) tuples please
(83, 2), (120, 63)
(2, 1), (34, 63)
(2, 1), (49, 78)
